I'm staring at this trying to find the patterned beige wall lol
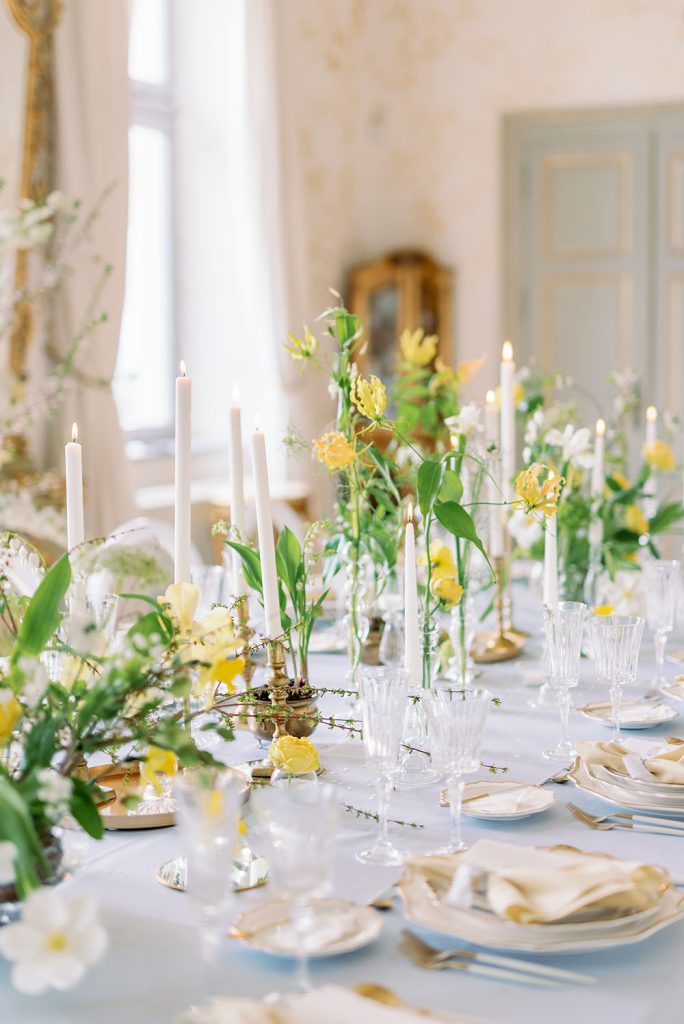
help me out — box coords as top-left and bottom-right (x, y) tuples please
(275, 0), (684, 395)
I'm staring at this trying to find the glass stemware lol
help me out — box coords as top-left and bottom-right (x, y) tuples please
(591, 614), (645, 741)
(543, 601), (586, 761)
(644, 559), (680, 696)
(423, 684), (490, 853)
(174, 767), (246, 968)
(255, 782), (338, 993)
(356, 666), (409, 865)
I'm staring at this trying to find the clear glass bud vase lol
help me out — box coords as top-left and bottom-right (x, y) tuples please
(343, 550), (370, 684)
(447, 592), (475, 688)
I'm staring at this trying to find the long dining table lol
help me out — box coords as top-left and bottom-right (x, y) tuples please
(2, 589), (684, 1024)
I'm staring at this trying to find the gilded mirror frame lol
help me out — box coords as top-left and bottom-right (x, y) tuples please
(5, 0), (62, 376)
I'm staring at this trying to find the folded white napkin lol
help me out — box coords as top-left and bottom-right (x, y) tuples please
(268, 909), (360, 953)
(466, 786), (549, 815)
(581, 700), (670, 724)
(180, 985), (464, 1024)
(578, 739), (684, 785)
(442, 839), (665, 925)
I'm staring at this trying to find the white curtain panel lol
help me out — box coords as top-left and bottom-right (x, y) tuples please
(50, 0), (134, 537)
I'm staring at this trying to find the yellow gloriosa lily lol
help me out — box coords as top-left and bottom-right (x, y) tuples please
(313, 431), (357, 471)
(643, 439), (676, 472)
(350, 373), (387, 420)
(140, 746), (178, 795)
(456, 354), (486, 383)
(399, 327), (438, 367)
(514, 464), (563, 518)
(284, 325), (318, 362)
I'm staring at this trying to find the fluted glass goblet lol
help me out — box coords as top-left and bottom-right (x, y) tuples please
(591, 614), (644, 741)
(543, 601), (586, 761)
(644, 559), (680, 697)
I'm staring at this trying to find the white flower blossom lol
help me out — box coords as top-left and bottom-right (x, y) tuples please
(0, 888), (107, 995)
(19, 661), (48, 707)
(508, 509), (543, 551)
(544, 424), (593, 468)
(524, 409), (545, 446)
(599, 570), (646, 617)
(36, 769), (72, 816)
(446, 403), (483, 439)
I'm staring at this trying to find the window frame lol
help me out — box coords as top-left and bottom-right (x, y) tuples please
(120, 2), (178, 441)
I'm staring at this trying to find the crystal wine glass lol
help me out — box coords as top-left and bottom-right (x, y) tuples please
(543, 601), (586, 761)
(255, 782), (339, 993)
(591, 614), (645, 741)
(356, 665), (409, 865)
(174, 767), (246, 966)
(423, 684), (490, 852)
(643, 559), (680, 696)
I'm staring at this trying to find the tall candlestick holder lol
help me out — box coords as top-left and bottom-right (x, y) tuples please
(235, 596), (257, 689)
(472, 556), (524, 663)
(250, 640), (294, 782)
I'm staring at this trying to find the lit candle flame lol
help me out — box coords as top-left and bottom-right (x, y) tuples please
(502, 340), (513, 362)
(486, 389), (496, 405)
(596, 418), (606, 436)
(179, 360), (187, 378)
(646, 405), (657, 423)
(232, 382), (240, 404)
(71, 422), (79, 443)
(407, 503), (413, 524)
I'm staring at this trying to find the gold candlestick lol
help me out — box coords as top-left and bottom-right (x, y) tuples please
(235, 597), (256, 689)
(250, 640), (292, 781)
(472, 556), (524, 663)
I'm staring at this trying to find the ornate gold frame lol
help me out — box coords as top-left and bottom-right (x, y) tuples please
(5, 0), (62, 376)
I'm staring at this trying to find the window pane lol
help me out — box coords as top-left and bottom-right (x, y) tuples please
(115, 125), (173, 433)
(128, 0), (168, 85)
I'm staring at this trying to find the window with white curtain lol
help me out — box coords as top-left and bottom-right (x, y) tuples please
(116, 0), (286, 474)
(115, 0), (175, 436)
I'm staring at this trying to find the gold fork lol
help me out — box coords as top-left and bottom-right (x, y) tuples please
(567, 802), (684, 837)
(399, 930), (593, 987)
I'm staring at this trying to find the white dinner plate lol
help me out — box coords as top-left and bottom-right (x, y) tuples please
(660, 682), (684, 705)
(230, 898), (383, 958)
(570, 757), (684, 815)
(443, 780), (555, 820)
(398, 854), (683, 954)
(578, 700), (678, 730)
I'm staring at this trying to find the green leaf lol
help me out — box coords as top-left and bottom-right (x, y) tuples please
(275, 526), (302, 605)
(127, 608), (175, 645)
(434, 500), (493, 574)
(439, 468), (464, 504)
(224, 540), (263, 594)
(13, 554), (71, 660)
(69, 777), (105, 839)
(649, 502), (684, 535)
(0, 774), (46, 896)
(22, 719), (57, 769)
(417, 459), (444, 518)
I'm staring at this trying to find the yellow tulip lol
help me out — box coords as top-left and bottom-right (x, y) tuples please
(625, 505), (649, 535)
(313, 431), (357, 471)
(350, 373), (387, 420)
(431, 576), (464, 607)
(399, 327), (438, 367)
(0, 690), (21, 746)
(643, 439), (676, 472)
(140, 746), (178, 795)
(514, 464), (563, 518)
(268, 735), (320, 775)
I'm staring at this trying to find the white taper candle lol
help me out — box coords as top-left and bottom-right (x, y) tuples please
(174, 363), (192, 584)
(485, 390), (504, 558)
(228, 386), (247, 598)
(65, 422), (84, 550)
(251, 427), (281, 639)
(500, 341), (516, 501)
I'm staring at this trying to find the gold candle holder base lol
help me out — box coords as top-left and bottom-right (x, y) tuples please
(472, 556), (525, 664)
(236, 598), (257, 689)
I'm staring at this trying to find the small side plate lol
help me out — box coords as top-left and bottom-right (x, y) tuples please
(441, 779), (555, 820)
(230, 898), (382, 958)
(579, 700), (678, 730)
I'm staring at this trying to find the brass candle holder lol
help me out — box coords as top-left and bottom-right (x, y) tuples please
(235, 597), (257, 689)
(472, 556), (524, 663)
(250, 639), (292, 782)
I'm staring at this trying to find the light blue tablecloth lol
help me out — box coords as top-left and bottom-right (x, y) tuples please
(3, 596), (684, 1023)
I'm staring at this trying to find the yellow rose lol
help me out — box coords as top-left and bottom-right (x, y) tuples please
(592, 604), (615, 616)
(643, 439), (676, 472)
(625, 504), (649, 535)
(419, 540), (457, 580)
(399, 327), (438, 367)
(350, 373), (387, 420)
(161, 582), (200, 632)
(268, 735), (320, 775)
(284, 325), (318, 362)
(0, 690), (21, 746)
(514, 464), (563, 518)
(140, 746), (178, 795)
(313, 431), (357, 471)
(431, 576), (464, 607)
